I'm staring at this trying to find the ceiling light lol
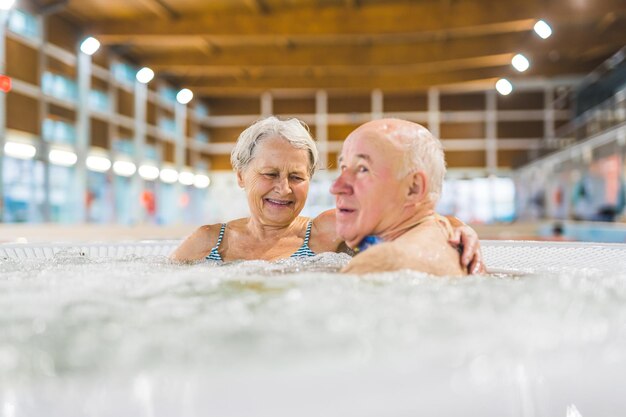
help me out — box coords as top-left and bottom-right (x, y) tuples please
(533, 20), (552, 39)
(160, 167), (179, 183)
(4, 141), (36, 159)
(80, 37), (101, 56)
(138, 164), (160, 181)
(511, 54), (530, 72)
(495, 78), (513, 96)
(113, 160), (137, 177)
(0, 0), (16, 11)
(136, 67), (155, 84)
(86, 154), (111, 172)
(178, 170), (195, 186)
(193, 174), (211, 189)
(49, 149), (78, 166)
(176, 88), (193, 104)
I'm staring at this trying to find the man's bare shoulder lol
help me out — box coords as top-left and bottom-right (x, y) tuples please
(170, 223), (225, 262)
(395, 223), (467, 276)
(342, 227), (466, 276)
(341, 243), (397, 274)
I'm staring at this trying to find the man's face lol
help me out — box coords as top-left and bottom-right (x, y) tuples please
(330, 128), (408, 248)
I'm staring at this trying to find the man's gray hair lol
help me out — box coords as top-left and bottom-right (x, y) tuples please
(399, 125), (446, 202)
(230, 116), (319, 176)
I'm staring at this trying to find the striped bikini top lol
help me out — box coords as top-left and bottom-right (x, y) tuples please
(205, 221), (316, 262)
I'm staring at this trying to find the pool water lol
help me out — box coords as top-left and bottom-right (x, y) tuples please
(1, 250), (625, 416)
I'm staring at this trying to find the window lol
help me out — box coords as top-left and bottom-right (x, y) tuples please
(158, 117), (176, 135)
(42, 118), (76, 145)
(159, 86), (177, 104)
(112, 62), (136, 85)
(8, 9), (41, 40)
(89, 89), (110, 112)
(42, 72), (77, 102)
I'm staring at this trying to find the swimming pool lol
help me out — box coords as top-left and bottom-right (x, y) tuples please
(1, 240), (625, 416)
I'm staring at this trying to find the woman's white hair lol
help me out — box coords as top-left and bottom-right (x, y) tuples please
(398, 124), (447, 202)
(230, 116), (319, 176)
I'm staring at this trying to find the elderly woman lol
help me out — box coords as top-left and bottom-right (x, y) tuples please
(171, 116), (483, 272)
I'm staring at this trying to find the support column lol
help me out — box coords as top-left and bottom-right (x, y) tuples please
(371, 89), (383, 120)
(37, 14), (51, 222)
(174, 100), (187, 224)
(427, 88), (440, 139)
(485, 90), (498, 221)
(133, 80), (147, 223)
(261, 91), (272, 117)
(544, 85), (555, 148)
(485, 90), (498, 175)
(0, 10), (8, 221)
(315, 90), (328, 169)
(75, 51), (91, 223)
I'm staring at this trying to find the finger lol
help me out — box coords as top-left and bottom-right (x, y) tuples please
(469, 259), (478, 274)
(449, 229), (461, 245)
(470, 258), (486, 274)
(461, 240), (477, 266)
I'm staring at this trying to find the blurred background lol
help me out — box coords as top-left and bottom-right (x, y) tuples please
(0, 0), (625, 242)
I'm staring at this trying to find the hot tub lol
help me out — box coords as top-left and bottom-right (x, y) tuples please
(1, 240), (625, 417)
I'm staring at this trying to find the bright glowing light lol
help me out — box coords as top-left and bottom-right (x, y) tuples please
(193, 174), (211, 189)
(496, 78), (513, 96)
(511, 54), (530, 72)
(138, 164), (160, 181)
(86, 155), (111, 172)
(80, 37), (100, 56)
(0, 0), (16, 11)
(113, 160), (137, 177)
(136, 67), (155, 84)
(176, 88), (193, 104)
(4, 142), (36, 159)
(178, 170), (195, 186)
(534, 20), (552, 39)
(160, 167), (179, 184)
(4, 142), (37, 159)
(49, 149), (77, 166)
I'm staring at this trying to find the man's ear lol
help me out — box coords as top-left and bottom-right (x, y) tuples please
(407, 171), (428, 202)
(236, 170), (245, 188)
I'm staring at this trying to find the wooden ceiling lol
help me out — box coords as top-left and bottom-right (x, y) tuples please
(49, 0), (626, 97)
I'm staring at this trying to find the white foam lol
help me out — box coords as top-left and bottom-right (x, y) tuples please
(1, 244), (625, 416)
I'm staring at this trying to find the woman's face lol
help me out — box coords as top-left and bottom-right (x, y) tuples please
(237, 135), (311, 227)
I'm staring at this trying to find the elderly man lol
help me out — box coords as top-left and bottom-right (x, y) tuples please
(330, 118), (469, 276)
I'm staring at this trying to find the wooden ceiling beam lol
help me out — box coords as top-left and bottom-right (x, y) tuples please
(137, 29), (626, 69)
(160, 53), (514, 78)
(136, 0), (179, 19)
(244, 0), (269, 14)
(91, 0), (626, 38)
(96, 19), (536, 47)
(186, 59), (600, 92)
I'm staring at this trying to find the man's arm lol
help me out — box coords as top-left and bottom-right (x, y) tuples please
(342, 229), (467, 277)
(341, 244), (398, 274)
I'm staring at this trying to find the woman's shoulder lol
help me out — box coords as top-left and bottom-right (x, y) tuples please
(309, 209), (343, 253)
(311, 209), (336, 231)
(170, 222), (229, 262)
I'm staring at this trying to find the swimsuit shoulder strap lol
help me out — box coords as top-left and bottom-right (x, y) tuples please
(206, 223), (226, 261)
(303, 221), (313, 245)
(291, 221), (316, 258)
